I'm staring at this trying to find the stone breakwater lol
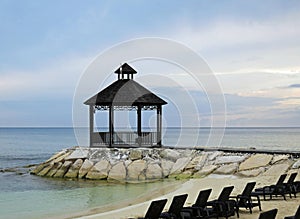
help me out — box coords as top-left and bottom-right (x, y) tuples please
(31, 147), (300, 182)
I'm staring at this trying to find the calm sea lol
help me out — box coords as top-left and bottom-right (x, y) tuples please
(0, 127), (300, 218)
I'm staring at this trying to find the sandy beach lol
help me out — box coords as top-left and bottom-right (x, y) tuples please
(74, 168), (300, 219)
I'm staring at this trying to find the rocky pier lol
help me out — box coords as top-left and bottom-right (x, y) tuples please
(31, 147), (300, 182)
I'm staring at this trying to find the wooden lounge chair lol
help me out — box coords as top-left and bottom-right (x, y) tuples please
(206, 186), (239, 219)
(258, 209), (278, 219)
(230, 182), (261, 214)
(137, 199), (168, 219)
(160, 194), (188, 219)
(181, 189), (217, 219)
(284, 205), (300, 219)
(252, 174), (287, 200)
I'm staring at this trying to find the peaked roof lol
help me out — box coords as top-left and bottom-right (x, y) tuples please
(114, 63), (137, 74)
(84, 79), (167, 106)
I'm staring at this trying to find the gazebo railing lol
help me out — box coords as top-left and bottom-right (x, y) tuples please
(91, 131), (158, 147)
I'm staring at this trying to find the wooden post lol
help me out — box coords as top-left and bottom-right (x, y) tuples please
(137, 105), (142, 146)
(157, 105), (162, 146)
(89, 105), (94, 147)
(109, 105), (114, 147)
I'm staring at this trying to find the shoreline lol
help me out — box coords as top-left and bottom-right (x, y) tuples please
(73, 171), (300, 219)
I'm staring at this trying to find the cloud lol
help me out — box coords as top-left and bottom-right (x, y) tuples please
(0, 54), (91, 101)
(287, 84), (300, 88)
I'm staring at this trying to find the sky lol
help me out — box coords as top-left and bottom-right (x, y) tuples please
(1, 0), (300, 127)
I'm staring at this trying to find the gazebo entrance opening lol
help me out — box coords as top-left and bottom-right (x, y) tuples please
(84, 63), (167, 148)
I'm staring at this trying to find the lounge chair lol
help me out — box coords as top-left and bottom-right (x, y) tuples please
(160, 194), (188, 219)
(284, 205), (300, 219)
(230, 182), (261, 214)
(181, 189), (217, 219)
(283, 172), (298, 198)
(137, 199), (168, 219)
(252, 174), (287, 200)
(205, 186), (239, 219)
(258, 209), (278, 219)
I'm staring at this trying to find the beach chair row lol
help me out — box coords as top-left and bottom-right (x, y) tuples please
(252, 172), (300, 201)
(135, 172), (300, 219)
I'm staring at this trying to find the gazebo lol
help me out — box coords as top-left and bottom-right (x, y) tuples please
(84, 63), (167, 147)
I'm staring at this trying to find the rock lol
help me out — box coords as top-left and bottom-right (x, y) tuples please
(129, 149), (143, 160)
(46, 162), (63, 177)
(185, 154), (208, 171)
(65, 159), (84, 178)
(169, 157), (191, 175)
(159, 149), (180, 161)
(86, 159), (111, 180)
(208, 151), (224, 161)
(78, 159), (94, 178)
(215, 156), (246, 165)
(239, 154), (273, 171)
(214, 163), (238, 174)
(262, 163), (290, 177)
(37, 162), (54, 176)
(65, 148), (89, 160)
(194, 165), (218, 177)
(161, 159), (174, 177)
(31, 163), (49, 175)
(53, 161), (73, 178)
(146, 163), (163, 180)
(108, 162), (126, 181)
(292, 159), (300, 169)
(238, 167), (265, 177)
(127, 160), (146, 181)
(53, 151), (72, 163)
(271, 155), (289, 164)
(45, 150), (67, 163)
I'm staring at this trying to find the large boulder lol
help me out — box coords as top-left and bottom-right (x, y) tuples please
(262, 163), (290, 177)
(45, 150), (67, 163)
(37, 162), (54, 176)
(271, 155), (289, 164)
(127, 160), (146, 181)
(65, 159), (84, 178)
(169, 157), (191, 175)
(53, 161), (73, 178)
(108, 162), (126, 181)
(292, 159), (300, 169)
(161, 159), (174, 177)
(159, 149), (180, 161)
(185, 154), (208, 171)
(65, 148), (89, 160)
(129, 149), (143, 161)
(146, 163), (163, 180)
(214, 163), (238, 175)
(86, 159), (111, 180)
(78, 159), (94, 178)
(239, 154), (273, 171)
(46, 162), (63, 177)
(214, 155), (246, 165)
(238, 167), (265, 177)
(194, 165), (218, 177)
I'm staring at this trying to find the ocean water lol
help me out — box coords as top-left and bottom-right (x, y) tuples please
(0, 127), (300, 218)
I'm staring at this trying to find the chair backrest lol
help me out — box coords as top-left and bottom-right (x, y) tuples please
(218, 186), (234, 202)
(144, 199), (168, 219)
(276, 174), (287, 186)
(258, 209), (278, 219)
(294, 205), (300, 219)
(168, 194), (188, 217)
(241, 182), (256, 197)
(287, 173), (297, 184)
(194, 189), (212, 207)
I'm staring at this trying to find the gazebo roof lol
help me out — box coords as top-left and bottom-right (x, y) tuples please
(84, 76), (167, 106)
